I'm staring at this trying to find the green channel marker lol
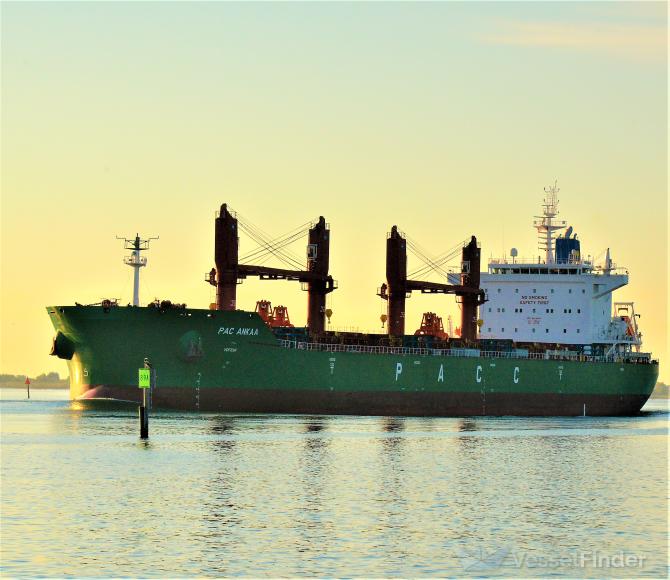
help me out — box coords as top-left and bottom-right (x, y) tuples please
(138, 369), (151, 389)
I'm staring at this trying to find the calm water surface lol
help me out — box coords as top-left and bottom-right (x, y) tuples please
(1, 389), (667, 578)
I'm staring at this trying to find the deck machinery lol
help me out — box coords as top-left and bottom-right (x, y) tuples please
(213, 205), (485, 341)
(210, 204), (336, 335)
(379, 227), (486, 340)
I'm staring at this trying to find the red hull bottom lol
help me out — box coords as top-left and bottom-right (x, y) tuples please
(78, 385), (651, 417)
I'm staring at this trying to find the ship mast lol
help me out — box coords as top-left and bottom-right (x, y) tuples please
(116, 234), (159, 306)
(533, 180), (566, 263)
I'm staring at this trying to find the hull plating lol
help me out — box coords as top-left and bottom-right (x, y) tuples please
(78, 385), (651, 417)
(48, 306), (658, 417)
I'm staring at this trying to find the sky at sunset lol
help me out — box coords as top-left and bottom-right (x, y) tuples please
(1, 2), (667, 381)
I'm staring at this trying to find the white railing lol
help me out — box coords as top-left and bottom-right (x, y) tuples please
(487, 260), (628, 277)
(276, 339), (654, 364)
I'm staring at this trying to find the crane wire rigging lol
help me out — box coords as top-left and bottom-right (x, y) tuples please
(406, 235), (469, 280)
(238, 220), (305, 270)
(241, 224), (310, 264)
(228, 206), (311, 270)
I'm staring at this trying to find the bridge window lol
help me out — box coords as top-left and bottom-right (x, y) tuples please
(563, 329), (567, 333)
(546, 328), (549, 333)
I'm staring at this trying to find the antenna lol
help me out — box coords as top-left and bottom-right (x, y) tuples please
(533, 180), (566, 263)
(116, 234), (159, 306)
(543, 180), (560, 215)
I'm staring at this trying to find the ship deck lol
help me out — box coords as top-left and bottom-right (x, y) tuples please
(276, 338), (657, 365)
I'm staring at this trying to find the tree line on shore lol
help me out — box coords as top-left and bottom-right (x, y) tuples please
(0, 372), (69, 388)
(651, 381), (668, 398)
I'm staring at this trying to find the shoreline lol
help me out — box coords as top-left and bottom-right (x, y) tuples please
(1, 385), (69, 390)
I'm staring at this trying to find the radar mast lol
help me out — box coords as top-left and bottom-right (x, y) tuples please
(533, 180), (566, 263)
(116, 234), (159, 306)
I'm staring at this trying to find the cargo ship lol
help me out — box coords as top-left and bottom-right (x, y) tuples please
(48, 185), (658, 416)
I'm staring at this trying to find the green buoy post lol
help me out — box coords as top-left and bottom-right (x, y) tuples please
(138, 365), (152, 439)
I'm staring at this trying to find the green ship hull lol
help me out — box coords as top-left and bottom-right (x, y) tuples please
(47, 305), (658, 416)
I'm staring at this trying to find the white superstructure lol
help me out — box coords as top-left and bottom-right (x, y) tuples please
(479, 185), (642, 352)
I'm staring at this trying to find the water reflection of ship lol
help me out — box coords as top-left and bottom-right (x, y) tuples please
(383, 417), (405, 432)
(300, 417), (330, 490)
(201, 416), (240, 547)
(458, 419), (477, 432)
(209, 417), (236, 452)
(455, 419), (482, 457)
(61, 399), (138, 437)
(377, 417), (411, 565)
(305, 417), (324, 432)
(294, 418), (332, 559)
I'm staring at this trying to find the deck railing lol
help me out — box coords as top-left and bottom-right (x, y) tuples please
(276, 339), (655, 364)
